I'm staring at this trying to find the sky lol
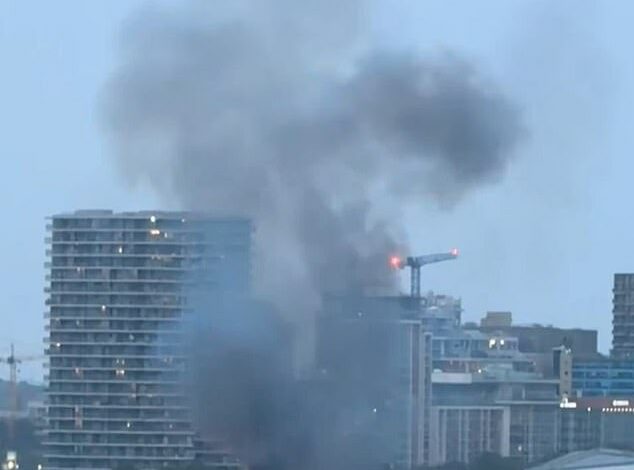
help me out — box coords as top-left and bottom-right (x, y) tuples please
(1, 0), (633, 382)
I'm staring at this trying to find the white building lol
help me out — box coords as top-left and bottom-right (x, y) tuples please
(430, 368), (560, 466)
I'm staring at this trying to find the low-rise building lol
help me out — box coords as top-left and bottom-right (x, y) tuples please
(430, 367), (560, 466)
(559, 396), (634, 453)
(471, 313), (598, 356)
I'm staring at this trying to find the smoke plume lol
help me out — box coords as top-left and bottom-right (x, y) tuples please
(102, 0), (524, 468)
(103, 0), (522, 312)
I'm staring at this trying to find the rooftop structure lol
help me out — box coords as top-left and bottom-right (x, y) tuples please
(481, 311), (513, 328)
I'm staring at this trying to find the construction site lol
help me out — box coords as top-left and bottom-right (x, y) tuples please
(0, 345), (45, 470)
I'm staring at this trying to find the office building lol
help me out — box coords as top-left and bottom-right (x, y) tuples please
(317, 296), (432, 469)
(44, 210), (251, 470)
(572, 356), (634, 397)
(613, 273), (634, 359)
(472, 313), (598, 356)
(427, 310), (563, 466)
(432, 329), (538, 375)
(559, 397), (634, 453)
(430, 368), (560, 466)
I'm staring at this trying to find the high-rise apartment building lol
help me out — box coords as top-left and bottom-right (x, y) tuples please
(612, 273), (634, 358)
(44, 210), (252, 470)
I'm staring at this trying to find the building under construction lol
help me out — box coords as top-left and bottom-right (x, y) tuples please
(44, 211), (252, 470)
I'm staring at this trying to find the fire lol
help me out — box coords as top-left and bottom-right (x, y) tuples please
(389, 256), (402, 269)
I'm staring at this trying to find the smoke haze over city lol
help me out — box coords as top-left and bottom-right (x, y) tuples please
(1, 2), (632, 469)
(0, 1), (625, 379)
(95, 2), (528, 467)
(101, 0), (523, 326)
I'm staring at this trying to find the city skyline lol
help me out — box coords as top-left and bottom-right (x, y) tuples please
(3, 1), (634, 385)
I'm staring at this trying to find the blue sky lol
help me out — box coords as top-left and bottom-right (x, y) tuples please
(2, 1), (633, 381)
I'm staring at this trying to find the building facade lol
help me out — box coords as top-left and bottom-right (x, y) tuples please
(430, 370), (560, 466)
(317, 296), (433, 469)
(613, 273), (634, 359)
(430, 404), (510, 463)
(428, 311), (564, 466)
(553, 346), (573, 398)
(572, 357), (634, 397)
(44, 211), (251, 470)
(559, 397), (634, 453)
(472, 313), (598, 357)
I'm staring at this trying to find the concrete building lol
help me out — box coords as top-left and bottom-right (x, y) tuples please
(44, 210), (251, 470)
(559, 396), (634, 454)
(430, 368), (561, 466)
(317, 296), (433, 469)
(427, 310), (568, 466)
(553, 346), (573, 398)
(472, 313), (598, 357)
(431, 328), (537, 375)
(613, 273), (634, 359)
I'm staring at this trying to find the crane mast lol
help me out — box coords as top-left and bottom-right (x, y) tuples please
(0, 344), (43, 445)
(390, 249), (459, 298)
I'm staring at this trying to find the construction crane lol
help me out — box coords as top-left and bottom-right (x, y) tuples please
(390, 249), (459, 298)
(0, 344), (43, 441)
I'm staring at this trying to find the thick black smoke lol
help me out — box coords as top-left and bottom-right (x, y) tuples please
(103, 1), (522, 314)
(102, 1), (523, 468)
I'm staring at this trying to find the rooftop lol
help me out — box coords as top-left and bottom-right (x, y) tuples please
(49, 210), (250, 221)
(530, 449), (634, 470)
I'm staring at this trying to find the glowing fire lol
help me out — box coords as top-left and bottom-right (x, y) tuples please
(389, 256), (402, 269)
